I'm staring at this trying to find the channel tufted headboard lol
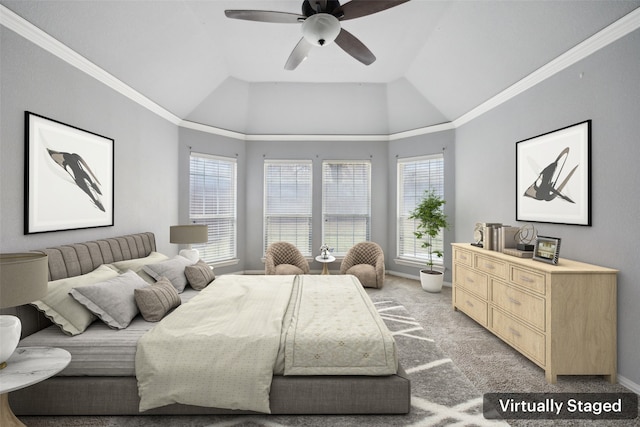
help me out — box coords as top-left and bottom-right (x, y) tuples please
(40, 232), (156, 281)
(1, 232), (156, 338)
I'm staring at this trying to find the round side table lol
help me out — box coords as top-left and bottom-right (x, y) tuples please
(315, 255), (336, 275)
(0, 347), (71, 427)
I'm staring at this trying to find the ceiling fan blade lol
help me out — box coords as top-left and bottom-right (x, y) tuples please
(337, 0), (410, 21)
(334, 28), (376, 65)
(285, 38), (314, 70)
(225, 10), (305, 24)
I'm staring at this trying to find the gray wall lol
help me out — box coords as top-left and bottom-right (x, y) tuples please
(454, 29), (640, 387)
(0, 28), (179, 254)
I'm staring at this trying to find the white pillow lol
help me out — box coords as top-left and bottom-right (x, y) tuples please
(70, 270), (149, 329)
(108, 251), (169, 283)
(31, 265), (119, 336)
(142, 255), (195, 292)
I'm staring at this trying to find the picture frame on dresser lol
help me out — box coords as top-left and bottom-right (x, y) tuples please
(515, 120), (591, 226)
(532, 236), (561, 265)
(25, 112), (114, 234)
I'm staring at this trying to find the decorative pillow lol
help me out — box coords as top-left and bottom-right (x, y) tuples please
(134, 277), (181, 322)
(69, 270), (149, 330)
(142, 255), (195, 293)
(31, 265), (119, 336)
(109, 252), (169, 283)
(184, 260), (215, 291)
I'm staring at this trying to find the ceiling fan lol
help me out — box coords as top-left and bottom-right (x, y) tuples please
(225, 0), (410, 70)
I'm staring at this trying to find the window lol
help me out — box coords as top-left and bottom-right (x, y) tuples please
(189, 153), (237, 263)
(263, 160), (313, 256)
(397, 154), (445, 264)
(322, 160), (371, 256)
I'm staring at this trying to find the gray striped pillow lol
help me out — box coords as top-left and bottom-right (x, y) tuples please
(134, 277), (181, 322)
(185, 260), (215, 290)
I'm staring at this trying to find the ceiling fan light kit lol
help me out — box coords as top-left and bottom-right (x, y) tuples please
(302, 13), (341, 46)
(225, 0), (411, 70)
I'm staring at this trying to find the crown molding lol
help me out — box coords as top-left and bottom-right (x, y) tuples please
(0, 5), (181, 126)
(454, 6), (640, 128)
(3, 4), (639, 140)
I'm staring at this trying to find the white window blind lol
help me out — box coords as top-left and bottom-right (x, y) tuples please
(322, 160), (371, 256)
(264, 160), (313, 256)
(189, 153), (237, 263)
(397, 154), (445, 263)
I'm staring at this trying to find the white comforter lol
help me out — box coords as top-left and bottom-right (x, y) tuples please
(136, 275), (294, 413)
(136, 274), (397, 413)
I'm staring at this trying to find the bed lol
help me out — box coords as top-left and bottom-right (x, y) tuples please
(5, 232), (410, 416)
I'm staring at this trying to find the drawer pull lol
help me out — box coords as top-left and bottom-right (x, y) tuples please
(460, 254), (467, 260)
(508, 297), (522, 305)
(508, 327), (521, 337)
(485, 264), (495, 270)
(466, 277), (475, 283)
(465, 300), (474, 308)
(520, 276), (534, 283)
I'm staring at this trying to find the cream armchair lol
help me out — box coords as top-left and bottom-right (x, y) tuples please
(340, 242), (385, 288)
(265, 242), (310, 275)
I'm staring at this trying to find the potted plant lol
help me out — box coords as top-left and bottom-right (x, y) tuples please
(408, 189), (450, 292)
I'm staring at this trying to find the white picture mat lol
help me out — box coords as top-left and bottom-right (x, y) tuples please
(27, 113), (113, 233)
(516, 121), (590, 225)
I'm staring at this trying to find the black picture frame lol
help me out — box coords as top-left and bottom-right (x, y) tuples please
(516, 120), (591, 226)
(25, 112), (114, 234)
(532, 236), (561, 265)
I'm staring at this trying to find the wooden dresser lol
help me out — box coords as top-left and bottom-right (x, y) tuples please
(451, 243), (617, 383)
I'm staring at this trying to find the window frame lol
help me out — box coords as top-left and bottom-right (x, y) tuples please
(396, 153), (445, 266)
(263, 159), (313, 256)
(189, 152), (237, 265)
(321, 160), (372, 256)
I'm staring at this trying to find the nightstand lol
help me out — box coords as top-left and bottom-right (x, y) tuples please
(0, 347), (71, 427)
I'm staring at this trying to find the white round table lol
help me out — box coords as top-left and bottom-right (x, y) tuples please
(0, 347), (71, 427)
(315, 255), (336, 275)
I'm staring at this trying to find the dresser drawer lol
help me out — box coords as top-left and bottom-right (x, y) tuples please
(454, 264), (488, 299)
(475, 255), (507, 280)
(454, 248), (473, 266)
(491, 308), (545, 366)
(455, 288), (488, 327)
(510, 266), (546, 295)
(491, 280), (546, 331)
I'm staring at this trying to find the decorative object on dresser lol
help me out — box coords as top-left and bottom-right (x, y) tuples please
(516, 120), (591, 226)
(169, 224), (209, 262)
(452, 243), (617, 384)
(25, 112), (114, 234)
(532, 236), (561, 265)
(408, 189), (450, 292)
(0, 253), (48, 369)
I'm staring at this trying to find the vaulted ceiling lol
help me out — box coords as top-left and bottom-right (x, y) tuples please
(2, 1), (639, 135)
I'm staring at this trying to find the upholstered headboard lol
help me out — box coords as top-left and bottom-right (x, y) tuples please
(0, 232), (156, 338)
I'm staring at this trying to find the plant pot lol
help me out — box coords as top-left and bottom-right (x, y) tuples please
(419, 269), (443, 293)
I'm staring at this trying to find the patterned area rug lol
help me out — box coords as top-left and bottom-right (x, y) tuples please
(22, 301), (509, 427)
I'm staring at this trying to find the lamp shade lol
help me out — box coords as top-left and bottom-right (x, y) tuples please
(0, 253), (48, 309)
(170, 225), (209, 245)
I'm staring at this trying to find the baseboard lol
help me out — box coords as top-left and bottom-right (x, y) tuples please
(618, 375), (640, 395)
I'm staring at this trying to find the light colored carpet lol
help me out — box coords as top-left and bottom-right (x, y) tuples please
(19, 275), (637, 426)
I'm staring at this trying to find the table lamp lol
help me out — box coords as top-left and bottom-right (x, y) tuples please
(0, 253), (48, 369)
(170, 225), (208, 262)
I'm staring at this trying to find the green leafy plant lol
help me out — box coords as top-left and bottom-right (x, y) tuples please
(408, 190), (450, 273)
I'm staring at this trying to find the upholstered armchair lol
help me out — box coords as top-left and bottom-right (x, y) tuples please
(340, 242), (385, 288)
(265, 242), (310, 275)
